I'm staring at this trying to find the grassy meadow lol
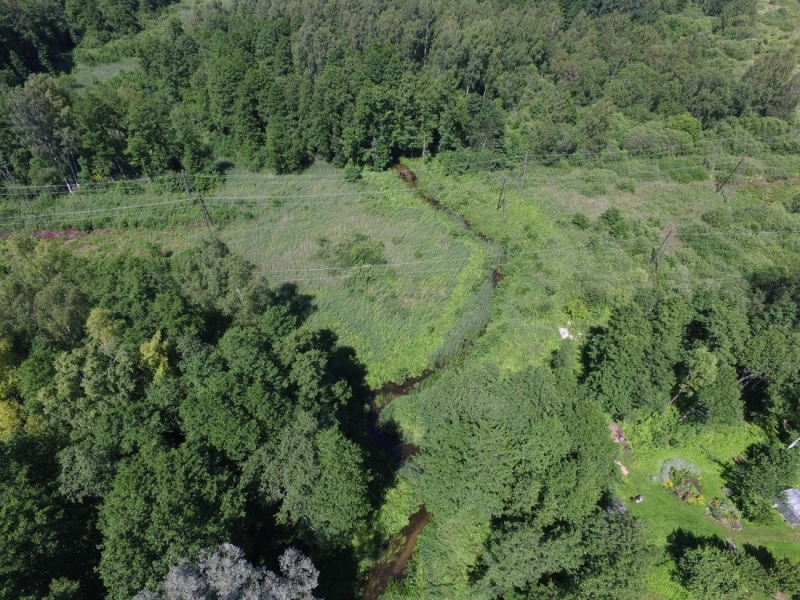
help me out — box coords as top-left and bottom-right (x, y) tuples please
(380, 151), (800, 598)
(10, 162), (492, 387)
(403, 153), (800, 374)
(67, 58), (140, 94)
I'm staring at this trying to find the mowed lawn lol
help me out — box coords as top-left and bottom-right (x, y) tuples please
(614, 423), (800, 598)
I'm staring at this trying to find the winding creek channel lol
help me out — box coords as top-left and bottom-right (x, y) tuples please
(362, 165), (507, 599)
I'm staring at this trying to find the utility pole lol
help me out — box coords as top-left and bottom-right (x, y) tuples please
(727, 162), (742, 203)
(182, 171), (214, 230)
(716, 158), (744, 194)
(497, 176), (508, 221)
(651, 225), (675, 272)
(521, 153), (528, 183)
(181, 171), (192, 201)
(198, 195), (214, 231)
(496, 176), (507, 210)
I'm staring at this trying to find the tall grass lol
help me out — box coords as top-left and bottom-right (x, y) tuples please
(379, 154), (800, 597)
(24, 162), (493, 387)
(219, 167), (490, 386)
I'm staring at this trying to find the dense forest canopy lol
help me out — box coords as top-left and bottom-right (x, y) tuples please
(3, 0), (800, 598)
(2, 0), (799, 186)
(0, 237), (374, 599)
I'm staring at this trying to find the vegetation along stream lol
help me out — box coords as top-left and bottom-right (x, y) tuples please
(363, 165), (506, 597)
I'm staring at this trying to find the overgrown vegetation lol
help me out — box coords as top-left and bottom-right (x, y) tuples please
(4, 0), (800, 598)
(0, 237), (374, 599)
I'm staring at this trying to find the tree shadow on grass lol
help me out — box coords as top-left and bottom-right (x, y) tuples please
(665, 528), (727, 564)
(268, 282), (316, 325)
(247, 284), (400, 600)
(742, 543), (777, 571)
(213, 160), (236, 176)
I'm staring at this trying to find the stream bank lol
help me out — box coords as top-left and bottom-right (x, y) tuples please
(362, 164), (507, 598)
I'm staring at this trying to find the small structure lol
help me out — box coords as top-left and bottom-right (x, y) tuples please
(606, 497), (627, 514)
(774, 488), (800, 526)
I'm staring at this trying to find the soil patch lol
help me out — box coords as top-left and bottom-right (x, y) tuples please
(610, 422), (631, 450)
(33, 229), (85, 239)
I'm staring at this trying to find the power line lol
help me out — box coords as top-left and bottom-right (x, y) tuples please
(0, 158), (749, 226)
(256, 229), (800, 279)
(2, 129), (799, 194)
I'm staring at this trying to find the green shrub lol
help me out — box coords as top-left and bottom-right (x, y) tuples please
(563, 299), (589, 320)
(617, 178), (636, 193)
(344, 161), (362, 182)
(317, 233), (388, 269)
(720, 40), (754, 61)
(787, 193), (800, 214)
(599, 208), (630, 238)
(572, 213), (591, 229)
(622, 126), (694, 157)
(665, 113), (702, 141)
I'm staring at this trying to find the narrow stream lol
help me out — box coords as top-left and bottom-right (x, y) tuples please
(362, 165), (506, 598)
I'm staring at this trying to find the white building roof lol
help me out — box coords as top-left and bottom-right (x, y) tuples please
(774, 488), (800, 526)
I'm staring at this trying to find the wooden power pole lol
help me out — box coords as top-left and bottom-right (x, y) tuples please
(521, 153), (528, 183)
(182, 172), (214, 230)
(496, 176), (508, 220)
(651, 225), (675, 272)
(716, 158), (744, 195)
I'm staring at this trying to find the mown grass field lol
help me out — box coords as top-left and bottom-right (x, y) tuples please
(616, 423), (800, 598)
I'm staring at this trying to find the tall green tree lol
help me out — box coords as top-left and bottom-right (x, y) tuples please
(678, 545), (766, 600)
(726, 440), (800, 521)
(7, 74), (79, 188)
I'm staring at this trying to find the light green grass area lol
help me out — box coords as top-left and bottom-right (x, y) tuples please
(405, 156), (800, 374)
(217, 167), (491, 386)
(168, 0), (234, 22)
(67, 58), (140, 94)
(37, 163), (491, 387)
(615, 423), (800, 598)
